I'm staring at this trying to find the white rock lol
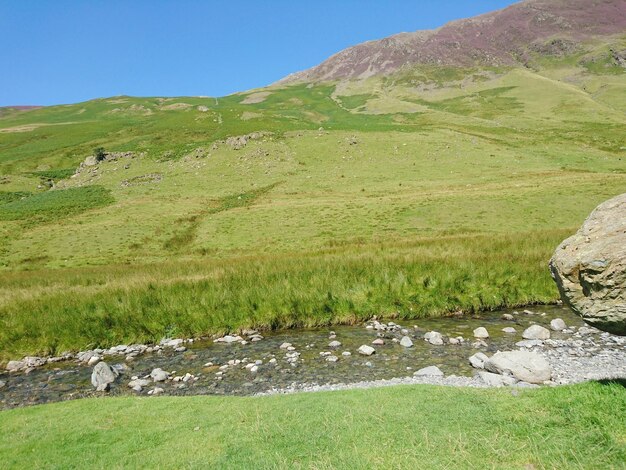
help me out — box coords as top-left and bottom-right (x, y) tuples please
(473, 327), (489, 339)
(326, 355), (339, 362)
(372, 339), (384, 345)
(150, 368), (170, 382)
(550, 318), (567, 331)
(342, 351), (351, 357)
(414, 366), (444, 377)
(328, 340), (342, 348)
(478, 371), (517, 387)
(424, 331), (444, 345)
(468, 352), (489, 369)
(87, 355), (101, 366)
(400, 336), (413, 348)
(522, 325), (551, 340)
(516, 339), (544, 348)
(279, 342), (292, 349)
(358, 345), (376, 356)
(484, 351), (552, 384)
(502, 327), (517, 334)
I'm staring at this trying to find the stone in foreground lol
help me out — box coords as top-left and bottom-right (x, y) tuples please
(484, 351), (551, 384)
(414, 366), (444, 377)
(357, 345), (376, 356)
(91, 362), (119, 391)
(522, 324), (550, 340)
(550, 193), (626, 335)
(399, 336), (413, 348)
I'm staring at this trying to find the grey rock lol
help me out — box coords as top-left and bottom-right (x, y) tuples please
(478, 371), (517, 387)
(358, 345), (376, 356)
(473, 327), (489, 339)
(325, 355), (339, 363)
(372, 338), (384, 346)
(150, 368), (170, 382)
(550, 318), (567, 331)
(502, 327), (517, 334)
(328, 340), (342, 348)
(91, 362), (119, 390)
(484, 351), (552, 384)
(128, 378), (151, 391)
(550, 193), (626, 335)
(6, 360), (25, 372)
(414, 366), (444, 377)
(424, 331), (444, 345)
(400, 336), (413, 348)
(469, 352), (489, 369)
(279, 342), (292, 349)
(501, 313), (515, 321)
(522, 325), (551, 340)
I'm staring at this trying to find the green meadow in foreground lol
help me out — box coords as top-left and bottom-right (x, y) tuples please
(1, 381), (625, 469)
(0, 57), (625, 359)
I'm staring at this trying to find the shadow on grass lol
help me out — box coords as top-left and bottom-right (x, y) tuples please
(594, 378), (626, 388)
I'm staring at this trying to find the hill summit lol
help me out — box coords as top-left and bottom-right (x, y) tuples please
(279, 0), (626, 83)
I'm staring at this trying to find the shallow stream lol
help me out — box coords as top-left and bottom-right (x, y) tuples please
(0, 305), (588, 409)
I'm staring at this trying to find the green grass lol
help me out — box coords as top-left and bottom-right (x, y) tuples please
(0, 186), (114, 223)
(0, 231), (562, 358)
(0, 59), (624, 360)
(1, 381), (624, 469)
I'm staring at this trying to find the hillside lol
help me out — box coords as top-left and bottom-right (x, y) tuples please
(279, 0), (626, 83)
(0, 0), (625, 358)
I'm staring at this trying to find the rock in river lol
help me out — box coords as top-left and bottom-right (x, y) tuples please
(91, 362), (119, 391)
(522, 325), (550, 340)
(150, 368), (170, 382)
(400, 336), (413, 348)
(550, 193), (626, 335)
(550, 318), (567, 331)
(424, 331), (444, 345)
(473, 327), (489, 339)
(484, 351), (551, 384)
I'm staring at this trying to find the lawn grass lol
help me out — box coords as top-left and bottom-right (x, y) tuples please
(0, 381), (624, 469)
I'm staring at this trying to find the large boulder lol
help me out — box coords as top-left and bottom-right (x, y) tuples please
(550, 193), (626, 335)
(484, 351), (551, 384)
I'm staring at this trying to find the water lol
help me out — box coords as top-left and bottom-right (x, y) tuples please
(0, 305), (585, 409)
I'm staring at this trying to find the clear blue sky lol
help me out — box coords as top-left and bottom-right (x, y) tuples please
(1, 0), (519, 106)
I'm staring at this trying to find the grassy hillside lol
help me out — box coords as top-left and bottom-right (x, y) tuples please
(1, 381), (625, 468)
(0, 59), (625, 358)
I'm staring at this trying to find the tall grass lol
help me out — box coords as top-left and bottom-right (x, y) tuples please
(0, 230), (564, 359)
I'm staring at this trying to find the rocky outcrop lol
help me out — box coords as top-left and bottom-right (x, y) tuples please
(550, 193), (626, 335)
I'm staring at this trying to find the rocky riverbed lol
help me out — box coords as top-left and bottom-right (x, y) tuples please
(1, 305), (624, 409)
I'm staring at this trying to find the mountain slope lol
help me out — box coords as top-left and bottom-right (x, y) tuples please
(280, 0), (626, 83)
